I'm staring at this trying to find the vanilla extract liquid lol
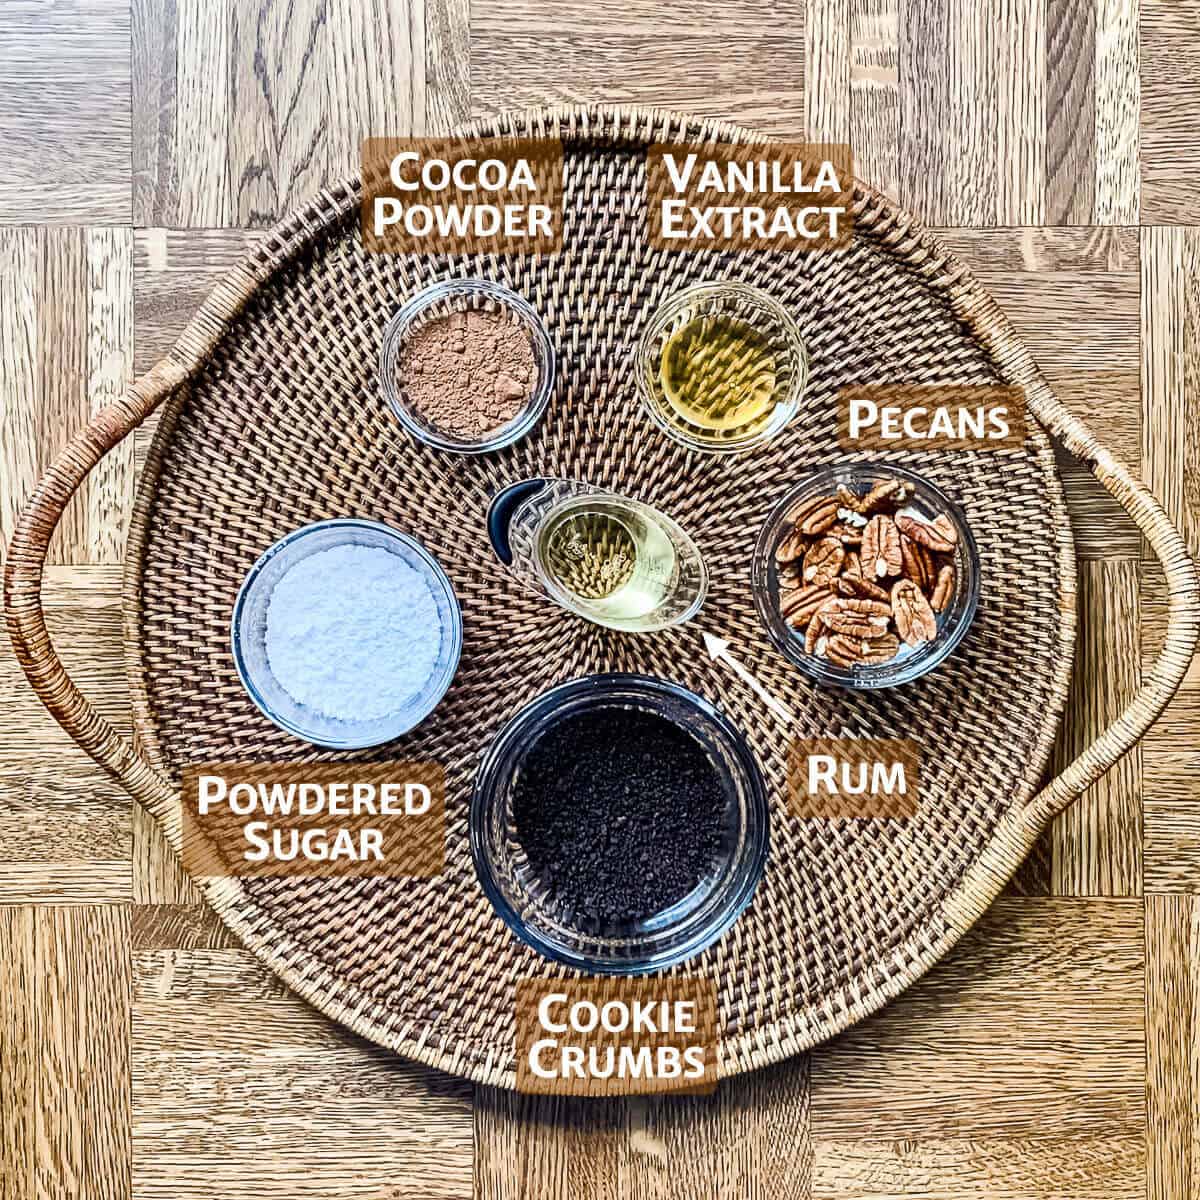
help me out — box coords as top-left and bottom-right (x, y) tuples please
(661, 313), (778, 433)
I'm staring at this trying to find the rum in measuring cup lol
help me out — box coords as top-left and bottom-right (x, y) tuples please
(536, 500), (679, 625)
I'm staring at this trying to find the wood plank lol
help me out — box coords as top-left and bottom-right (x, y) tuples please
(426, 0), (471, 133)
(173, 0), (233, 225)
(994, 0), (1046, 224)
(1141, 225), (1200, 560)
(810, 900), (1145, 1154)
(1141, 562), (1200, 893)
(327, 0), (427, 176)
(813, 1134), (1142, 1200)
(83, 228), (136, 562)
(0, 907), (37, 1198)
(1140, 0), (1200, 223)
(0, 0), (131, 224)
(474, 1059), (811, 1199)
(0, 228), (41, 555)
(1049, 558), (1142, 896)
(471, 0), (801, 34)
(131, 941), (474, 1200)
(929, 226), (1137, 272)
(132, 0), (179, 226)
(0, 863), (133, 905)
(805, 0), (850, 144)
(0, 905), (131, 1200)
(849, 0), (900, 202)
(1092, 0), (1139, 223)
(229, 0), (328, 225)
(945, 0), (997, 225)
(471, 0), (806, 137)
(0, 566), (132, 904)
(897, 0), (949, 223)
(1146, 894), (1198, 1200)
(1, 227), (134, 566)
(1044, 0), (1095, 224)
(36, 228), (91, 563)
(133, 0), (232, 225)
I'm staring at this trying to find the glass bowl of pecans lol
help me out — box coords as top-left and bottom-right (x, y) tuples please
(751, 464), (981, 688)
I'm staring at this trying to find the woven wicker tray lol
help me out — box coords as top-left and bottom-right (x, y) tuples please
(8, 106), (1199, 1088)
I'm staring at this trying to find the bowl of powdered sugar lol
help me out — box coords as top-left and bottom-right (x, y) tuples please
(231, 519), (462, 748)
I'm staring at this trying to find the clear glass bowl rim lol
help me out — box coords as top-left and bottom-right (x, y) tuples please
(469, 672), (770, 974)
(635, 280), (809, 455)
(751, 462), (982, 689)
(230, 518), (463, 748)
(379, 277), (556, 454)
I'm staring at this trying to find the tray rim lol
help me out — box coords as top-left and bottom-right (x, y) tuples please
(9, 103), (1196, 1089)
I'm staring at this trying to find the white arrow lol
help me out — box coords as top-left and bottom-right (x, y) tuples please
(702, 632), (795, 725)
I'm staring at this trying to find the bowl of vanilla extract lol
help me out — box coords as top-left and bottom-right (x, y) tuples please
(470, 673), (769, 973)
(636, 281), (808, 454)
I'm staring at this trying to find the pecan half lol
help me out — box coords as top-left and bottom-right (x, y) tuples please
(835, 575), (890, 602)
(824, 634), (866, 667)
(829, 521), (864, 545)
(862, 514), (903, 579)
(899, 533), (935, 592)
(891, 578), (938, 647)
(860, 478), (906, 512)
(896, 513), (957, 553)
(804, 612), (825, 655)
(785, 494), (840, 537)
(774, 527), (807, 565)
(817, 597), (892, 637)
(803, 537), (845, 585)
(836, 484), (864, 513)
(930, 563), (955, 612)
(780, 583), (829, 628)
(859, 632), (901, 664)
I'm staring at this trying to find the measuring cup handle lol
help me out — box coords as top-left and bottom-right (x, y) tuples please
(487, 478), (550, 565)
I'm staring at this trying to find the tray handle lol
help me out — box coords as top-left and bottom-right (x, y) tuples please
(4, 367), (183, 818)
(1025, 401), (1199, 827)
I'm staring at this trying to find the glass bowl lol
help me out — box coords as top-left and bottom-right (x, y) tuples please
(751, 463), (981, 689)
(470, 674), (769, 974)
(379, 278), (555, 454)
(231, 519), (462, 748)
(636, 281), (808, 454)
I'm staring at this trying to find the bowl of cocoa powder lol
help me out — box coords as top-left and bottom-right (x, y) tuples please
(380, 279), (555, 453)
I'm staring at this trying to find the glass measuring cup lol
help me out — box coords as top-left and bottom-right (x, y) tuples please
(487, 479), (708, 633)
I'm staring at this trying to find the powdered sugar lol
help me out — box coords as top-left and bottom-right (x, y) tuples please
(264, 544), (443, 722)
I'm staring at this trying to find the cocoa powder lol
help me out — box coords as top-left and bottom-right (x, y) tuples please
(397, 307), (537, 438)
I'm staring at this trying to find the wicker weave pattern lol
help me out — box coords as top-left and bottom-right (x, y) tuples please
(7, 108), (1199, 1088)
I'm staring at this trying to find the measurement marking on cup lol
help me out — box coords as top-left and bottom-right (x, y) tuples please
(702, 632), (795, 725)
